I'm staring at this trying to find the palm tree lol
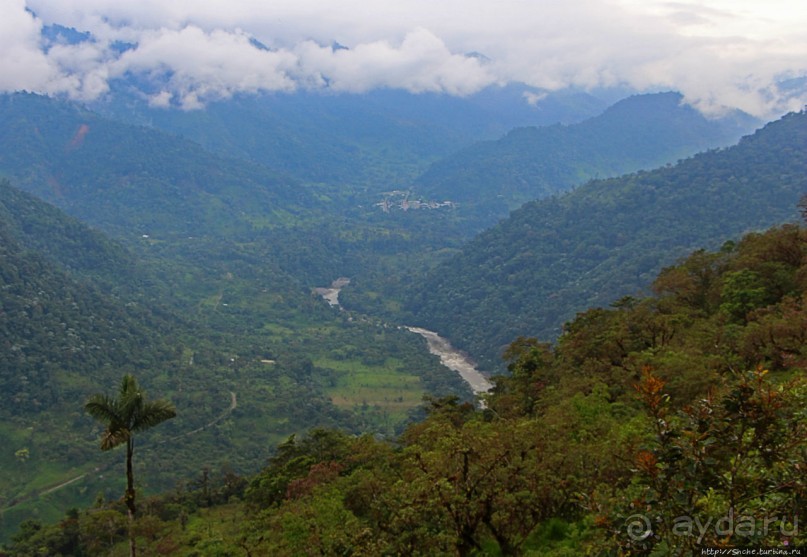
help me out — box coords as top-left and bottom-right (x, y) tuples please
(85, 374), (176, 557)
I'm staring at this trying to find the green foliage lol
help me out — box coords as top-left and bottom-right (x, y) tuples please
(605, 367), (806, 554)
(7, 224), (806, 556)
(244, 429), (353, 509)
(1, 89), (803, 555)
(719, 270), (771, 321)
(406, 110), (807, 370)
(414, 92), (757, 231)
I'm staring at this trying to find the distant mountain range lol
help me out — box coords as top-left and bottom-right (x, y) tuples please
(88, 84), (622, 191)
(411, 92), (759, 231)
(405, 110), (806, 369)
(0, 93), (317, 241)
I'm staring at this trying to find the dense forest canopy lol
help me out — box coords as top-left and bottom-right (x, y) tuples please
(6, 223), (805, 555)
(0, 89), (803, 550)
(404, 110), (807, 370)
(0, 174), (468, 541)
(412, 92), (758, 231)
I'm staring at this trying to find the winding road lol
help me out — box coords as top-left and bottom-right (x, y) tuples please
(2, 390), (238, 511)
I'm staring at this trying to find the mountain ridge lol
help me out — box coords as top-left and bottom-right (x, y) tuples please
(411, 91), (760, 231)
(405, 110), (806, 368)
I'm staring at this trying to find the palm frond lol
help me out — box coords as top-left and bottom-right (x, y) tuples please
(119, 374), (138, 398)
(132, 400), (177, 432)
(119, 375), (144, 422)
(84, 395), (122, 424)
(100, 427), (131, 450)
(86, 374), (175, 449)
(120, 391), (144, 424)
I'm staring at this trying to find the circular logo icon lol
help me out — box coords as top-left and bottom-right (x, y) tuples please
(625, 514), (653, 541)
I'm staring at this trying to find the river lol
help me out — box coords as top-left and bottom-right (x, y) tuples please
(404, 326), (493, 396)
(314, 278), (493, 397)
(313, 277), (351, 308)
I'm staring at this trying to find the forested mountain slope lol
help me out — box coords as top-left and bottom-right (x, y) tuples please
(0, 179), (130, 279)
(407, 110), (807, 368)
(412, 92), (758, 231)
(0, 93), (316, 240)
(0, 180), (177, 416)
(0, 92), (432, 299)
(0, 92), (332, 318)
(0, 181), (196, 534)
(0, 176), (462, 542)
(7, 224), (806, 555)
(92, 85), (615, 189)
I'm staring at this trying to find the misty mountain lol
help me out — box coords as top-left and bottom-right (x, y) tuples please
(90, 84), (618, 189)
(0, 93), (316, 241)
(412, 92), (759, 231)
(405, 110), (807, 369)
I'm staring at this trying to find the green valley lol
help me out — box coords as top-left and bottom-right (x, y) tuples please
(0, 89), (803, 551)
(6, 222), (805, 555)
(402, 110), (807, 370)
(0, 175), (466, 541)
(2, 2), (806, 554)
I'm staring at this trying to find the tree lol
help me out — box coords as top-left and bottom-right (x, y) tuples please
(85, 374), (176, 557)
(610, 367), (807, 554)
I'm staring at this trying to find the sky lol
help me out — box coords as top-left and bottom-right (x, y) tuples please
(1, 0), (806, 117)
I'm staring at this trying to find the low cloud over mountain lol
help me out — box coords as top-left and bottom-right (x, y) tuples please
(3, 0), (806, 116)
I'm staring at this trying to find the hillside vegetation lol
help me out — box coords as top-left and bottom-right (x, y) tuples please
(0, 93), (317, 240)
(412, 92), (757, 231)
(405, 110), (807, 369)
(6, 223), (805, 555)
(0, 175), (468, 542)
(0, 91), (801, 548)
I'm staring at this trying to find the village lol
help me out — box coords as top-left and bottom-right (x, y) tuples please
(374, 190), (456, 212)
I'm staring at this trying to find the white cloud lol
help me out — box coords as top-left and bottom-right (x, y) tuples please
(108, 26), (298, 108)
(5, 0), (807, 117)
(292, 29), (495, 95)
(0, 0), (56, 91)
(523, 91), (548, 107)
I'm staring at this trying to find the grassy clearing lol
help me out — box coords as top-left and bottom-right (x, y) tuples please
(318, 357), (424, 424)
